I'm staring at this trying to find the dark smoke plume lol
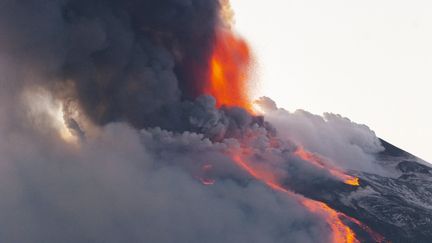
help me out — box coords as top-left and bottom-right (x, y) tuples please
(0, 0), (388, 242)
(0, 0), (230, 132)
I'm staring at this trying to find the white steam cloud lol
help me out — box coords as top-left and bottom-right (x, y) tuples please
(256, 97), (385, 173)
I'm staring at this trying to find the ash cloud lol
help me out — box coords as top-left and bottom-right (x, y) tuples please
(0, 1), (331, 242)
(0, 0), (220, 130)
(0, 0), (388, 242)
(0, 119), (331, 243)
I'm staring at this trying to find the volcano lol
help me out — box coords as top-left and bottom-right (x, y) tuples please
(0, 0), (430, 242)
(287, 138), (432, 242)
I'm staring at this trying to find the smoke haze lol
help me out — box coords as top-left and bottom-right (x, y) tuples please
(0, 0), (387, 242)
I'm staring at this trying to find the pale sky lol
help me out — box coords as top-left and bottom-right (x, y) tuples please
(231, 0), (432, 162)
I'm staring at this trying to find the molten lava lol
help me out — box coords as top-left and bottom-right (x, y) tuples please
(201, 0), (255, 112)
(203, 1), (384, 242)
(345, 177), (360, 186)
(205, 29), (253, 111)
(294, 147), (360, 186)
(231, 153), (358, 243)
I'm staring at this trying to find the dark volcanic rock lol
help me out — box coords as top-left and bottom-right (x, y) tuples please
(397, 160), (431, 174)
(289, 140), (432, 243)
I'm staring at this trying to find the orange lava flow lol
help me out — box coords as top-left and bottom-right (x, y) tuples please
(205, 28), (253, 112)
(232, 153), (359, 243)
(294, 148), (360, 186)
(345, 215), (389, 243)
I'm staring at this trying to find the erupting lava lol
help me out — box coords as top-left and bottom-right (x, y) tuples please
(202, 0), (254, 112)
(205, 28), (253, 111)
(204, 1), (384, 242)
(294, 148), (360, 186)
(231, 152), (387, 243)
(231, 153), (358, 243)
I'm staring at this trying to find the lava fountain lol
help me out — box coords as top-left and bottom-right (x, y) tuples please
(197, 1), (386, 242)
(204, 28), (253, 111)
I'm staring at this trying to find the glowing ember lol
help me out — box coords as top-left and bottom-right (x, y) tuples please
(205, 28), (253, 111)
(294, 148), (360, 186)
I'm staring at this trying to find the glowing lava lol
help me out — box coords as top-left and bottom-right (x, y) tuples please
(231, 153), (358, 243)
(345, 177), (360, 187)
(205, 28), (253, 111)
(294, 147), (360, 186)
(206, 1), (383, 242)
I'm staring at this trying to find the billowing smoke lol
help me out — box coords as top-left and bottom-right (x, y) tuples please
(255, 97), (385, 173)
(0, 122), (335, 243)
(0, 0), (387, 242)
(0, 0), (224, 131)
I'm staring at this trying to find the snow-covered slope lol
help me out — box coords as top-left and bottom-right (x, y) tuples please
(290, 140), (432, 242)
